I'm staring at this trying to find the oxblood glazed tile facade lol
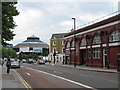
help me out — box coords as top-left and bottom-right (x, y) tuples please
(64, 14), (120, 69)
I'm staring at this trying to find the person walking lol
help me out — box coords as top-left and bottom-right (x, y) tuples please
(6, 58), (11, 74)
(1, 58), (4, 66)
(1, 60), (4, 66)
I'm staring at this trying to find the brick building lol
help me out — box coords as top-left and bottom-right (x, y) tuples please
(49, 33), (66, 63)
(64, 13), (120, 69)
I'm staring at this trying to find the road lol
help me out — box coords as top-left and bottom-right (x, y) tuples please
(15, 63), (119, 89)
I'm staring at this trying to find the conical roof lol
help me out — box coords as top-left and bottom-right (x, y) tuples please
(14, 35), (49, 48)
(27, 35), (39, 40)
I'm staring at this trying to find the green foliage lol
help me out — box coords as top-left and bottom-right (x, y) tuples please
(2, 2), (19, 46)
(19, 53), (27, 60)
(0, 46), (2, 58)
(19, 53), (38, 60)
(2, 47), (17, 58)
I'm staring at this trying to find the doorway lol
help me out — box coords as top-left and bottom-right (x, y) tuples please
(81, 50), (86, 65)
(103, 48), (107, 67)
(65, 56), (70, 64)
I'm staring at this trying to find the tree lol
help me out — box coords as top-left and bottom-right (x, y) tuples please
(8, 48), (17, 58)
(2, 47), (7, 57)
(2, 47), (17, 58)
(2, 2), (19, 46)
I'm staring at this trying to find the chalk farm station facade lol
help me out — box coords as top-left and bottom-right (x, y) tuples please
(64, 14), (120, 69)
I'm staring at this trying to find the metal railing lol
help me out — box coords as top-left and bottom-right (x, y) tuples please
(76, 10), (120, 30)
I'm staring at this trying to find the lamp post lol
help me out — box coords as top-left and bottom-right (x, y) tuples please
(62, 55), (64, 65)
(53, 50), (56, 64)
(72, 18), (76, 68)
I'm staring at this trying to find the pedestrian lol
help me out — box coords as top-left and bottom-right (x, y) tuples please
(6, 58), (11, 74)
(1, 60), (4, 66)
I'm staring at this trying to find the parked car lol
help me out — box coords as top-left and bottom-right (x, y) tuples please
(28, 59), (34, 64)
(11, 58), (15, 61)
(15, 59), (20, 62)
(44, 59), (49, 63)
(22, 59), (28, 63)
(10, 61), (20, 68)
(37, 59), (45, 64)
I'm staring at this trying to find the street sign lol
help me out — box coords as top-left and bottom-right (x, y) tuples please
(75, 53), (78, 56)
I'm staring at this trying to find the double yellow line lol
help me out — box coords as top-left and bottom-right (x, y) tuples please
(13, 69), (32, 90)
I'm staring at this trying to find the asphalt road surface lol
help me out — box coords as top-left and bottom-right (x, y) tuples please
(15, 63), (120, 89)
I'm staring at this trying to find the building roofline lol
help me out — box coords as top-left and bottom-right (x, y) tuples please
(50, 33), (66, 39)
(65, 13), (120, 37)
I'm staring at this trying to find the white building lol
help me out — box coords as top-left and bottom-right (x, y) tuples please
(14, 35), (49, 54)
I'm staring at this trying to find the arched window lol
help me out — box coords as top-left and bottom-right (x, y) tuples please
(109, 30), (120, 42)
(80, 37), (86, 46)
(66, 42), (70, 48)
(93, 35), (101, 44)
(71, 40), (75, 48)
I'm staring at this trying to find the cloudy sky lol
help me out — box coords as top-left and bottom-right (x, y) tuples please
(9, 0), (119, 46)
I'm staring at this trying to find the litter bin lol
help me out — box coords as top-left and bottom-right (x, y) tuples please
(117, 53), (120, 72)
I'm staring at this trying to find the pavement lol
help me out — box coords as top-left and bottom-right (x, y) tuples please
(53, 62), (119, 74)
(0, 64), (27, 90)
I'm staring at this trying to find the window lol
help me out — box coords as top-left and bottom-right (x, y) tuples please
(71, 40), (75, 47)
(93, 35), (101, 44)
(53, 41), (56, 46)
(60, 57), (62, 61)
(62, 47), (65, 53)
(29, 47), (33, 50)
(109, 30), (120, 42)
(81, 38), (86, 46)
(62, 41), (65, 45)
(93, 48), (100, 59)
(66, 42), (70, 48)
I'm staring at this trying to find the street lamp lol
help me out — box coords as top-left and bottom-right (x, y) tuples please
(72, 18), (76, 68)
(53, 50), (56, 64)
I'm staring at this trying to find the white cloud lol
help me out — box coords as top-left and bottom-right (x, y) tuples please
(59, 21), (73, 29)
(11, 3), (45, 45)
(9, 1), (118, 46)
(14, 8), (43, 27)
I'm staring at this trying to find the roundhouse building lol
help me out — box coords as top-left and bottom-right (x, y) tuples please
(64, 13), (120, 69)
(14, 35), (49, 54)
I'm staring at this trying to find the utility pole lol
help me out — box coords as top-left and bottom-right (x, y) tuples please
(53, 50), (56, 64)
(72, 18), (76, 68)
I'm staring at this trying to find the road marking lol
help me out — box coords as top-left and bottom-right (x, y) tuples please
(23, 66), (96, 89)
(108, 80), (119, 83)
(54, 71), (62, 74)
(26, 72), (31, 76)
(79, 74), (93, 78)
(13, 69), (32, 90)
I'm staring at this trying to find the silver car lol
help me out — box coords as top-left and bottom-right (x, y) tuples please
(37, 59), (45, 64)
(10, 61), (20, 68)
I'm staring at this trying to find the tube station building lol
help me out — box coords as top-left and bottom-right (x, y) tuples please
(64, 13), (120, 69)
